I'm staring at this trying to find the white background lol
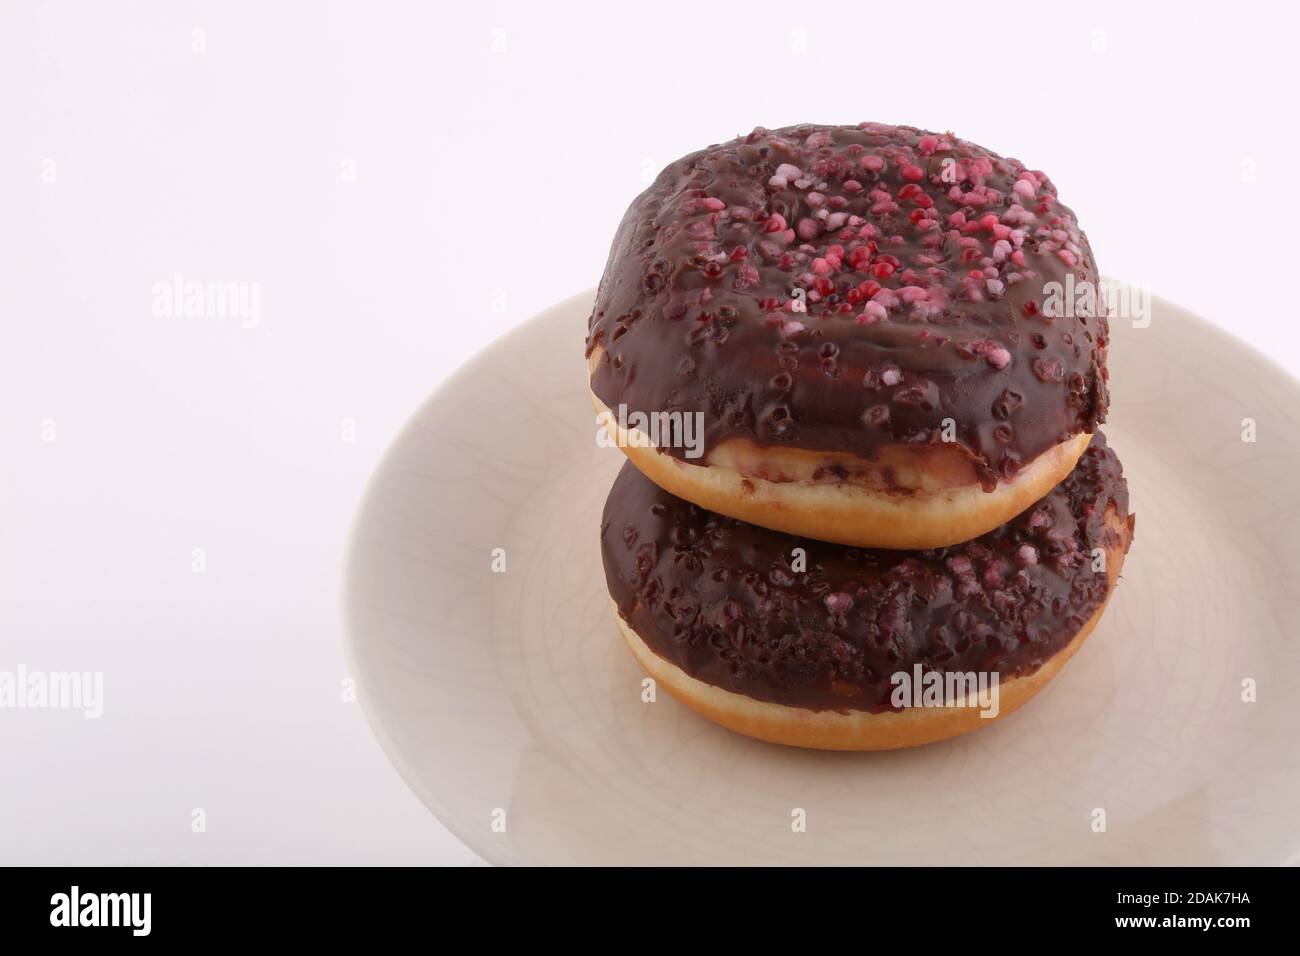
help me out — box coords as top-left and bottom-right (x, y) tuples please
(1, 0), (1297, 864)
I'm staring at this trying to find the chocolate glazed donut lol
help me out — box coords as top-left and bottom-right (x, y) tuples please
(587, 123), (1108, 549)
(601, 433), (1133, 751)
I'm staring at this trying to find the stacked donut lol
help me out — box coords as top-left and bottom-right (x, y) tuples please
(588, 123), (1134, 750)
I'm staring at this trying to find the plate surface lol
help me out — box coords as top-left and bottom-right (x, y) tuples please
(344, 288), (1300, 865)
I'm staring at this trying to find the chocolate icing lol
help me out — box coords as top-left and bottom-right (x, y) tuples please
(601, 433), (1132, 714)
(586, 123), (1109, 490)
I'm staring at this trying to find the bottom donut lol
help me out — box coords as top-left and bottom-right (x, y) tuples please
(600, 433), (1134, 751)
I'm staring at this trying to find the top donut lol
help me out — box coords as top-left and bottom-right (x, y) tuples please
(586, 123), (1110, 549)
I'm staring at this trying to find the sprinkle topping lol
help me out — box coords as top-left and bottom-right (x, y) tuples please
(602, 433), (1132, 713)
(587, 123), (1109, 485)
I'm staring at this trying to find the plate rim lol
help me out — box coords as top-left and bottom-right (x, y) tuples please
(341, 283), (1300, 866)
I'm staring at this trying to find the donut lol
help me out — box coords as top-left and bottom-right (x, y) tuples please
(587, 123), (1109, 549)
(601, 432), (1133, 751)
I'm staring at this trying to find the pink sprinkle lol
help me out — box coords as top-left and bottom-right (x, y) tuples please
(774, 163), (802, 181)
(825, 211), (848, 230)
(812, 257), (832, 275)
(1056, 249), (1079, 267)
(842, 179), (863, 193)
(985, 278), (1005, 297)
(900, 163), (925, 182)
(1003, 205), (1036, 226)
(781, 319), (806, 337)
(824, 591), (853, 613)
(859, 301), (888, 323)
(881, 367), (902, 386)
(986, 345), (1011, 368)
(700, 197), (726, 211)
(806, 191), (826, 207)
(859, 155), (885, 173)
(1013, 178), (1036, 199)
(918, 135), (939, 155)
(796, 218), (821, 240)
(1017, 544), (1039, 565)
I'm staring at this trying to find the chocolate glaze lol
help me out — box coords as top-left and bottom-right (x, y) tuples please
(602, 433), (1132, 714)
(587, 123), (1109, 490)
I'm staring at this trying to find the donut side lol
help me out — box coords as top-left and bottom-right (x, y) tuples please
(592, 374), (1089, 549)
(600, 433), (1134, 749)
(586, 122), (1109, 536)
(611, 511), (1127, 750)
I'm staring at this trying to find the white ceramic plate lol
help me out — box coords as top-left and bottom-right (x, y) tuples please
(343, 287), (1300, 866)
